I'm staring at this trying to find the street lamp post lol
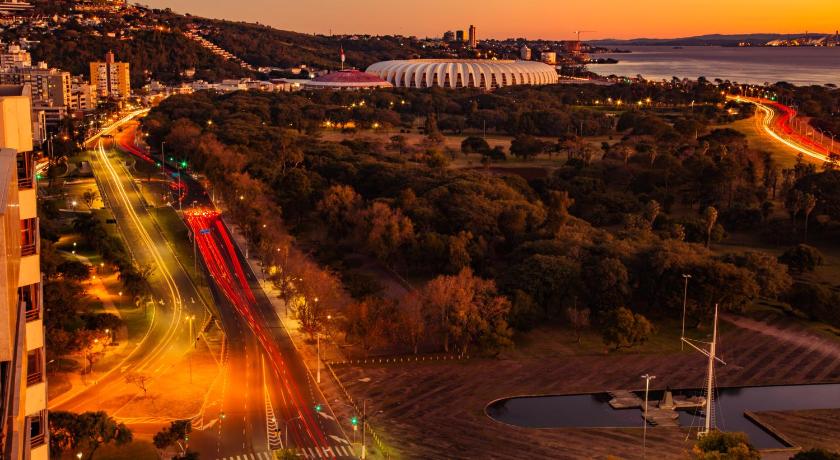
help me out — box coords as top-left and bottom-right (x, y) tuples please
(680, 274), (691, 350)
(187, 314), (196, 383)
(282, 415), (303, 449)
(177, 160), (186, 212)
(316, 331), (321, 384)
(315, 297), (322, 384)
(160, 141), (166, 178)
(187, 314), (196, 348)
(641, 374), (656, 459)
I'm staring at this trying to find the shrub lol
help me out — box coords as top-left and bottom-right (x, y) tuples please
(778, 244), (823, 273)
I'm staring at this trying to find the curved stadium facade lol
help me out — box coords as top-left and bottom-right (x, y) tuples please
(366, 59), (558, 90)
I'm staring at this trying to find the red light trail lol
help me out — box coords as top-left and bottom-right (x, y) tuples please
(185, 209), (335, 457)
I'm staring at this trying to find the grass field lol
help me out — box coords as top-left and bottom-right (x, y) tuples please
(318, 127), (614, 169)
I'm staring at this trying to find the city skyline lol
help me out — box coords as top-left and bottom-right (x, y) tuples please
(144, 0), (840, 39)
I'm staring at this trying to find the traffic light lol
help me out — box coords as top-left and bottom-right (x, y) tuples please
(350, 416), (358, 426)
(314, 404), (322, 412)
(220, 411), (226, 420)
(180, 161), (188, 168)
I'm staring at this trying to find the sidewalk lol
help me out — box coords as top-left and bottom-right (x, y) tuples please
(222, 217), (390, 459)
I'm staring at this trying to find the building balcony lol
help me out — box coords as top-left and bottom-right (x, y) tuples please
(20, 283), (41, 322)
(27, 410), (49, 459)
(20, 242), (36, 257)
(16, 150), (34, 190)
(20, 217), (38, 257)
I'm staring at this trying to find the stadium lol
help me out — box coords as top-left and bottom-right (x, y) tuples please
(366, 59), (558, 90)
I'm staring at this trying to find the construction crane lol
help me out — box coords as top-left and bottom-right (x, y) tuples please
(574, 30), (596, 42)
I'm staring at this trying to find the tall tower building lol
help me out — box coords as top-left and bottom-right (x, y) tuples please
(468, 25), (477, 48)
(0, 84), (48, 460)
(520, 45), (532, 60)
(456, 30), (466, 42)
(89, 51), (130, 101)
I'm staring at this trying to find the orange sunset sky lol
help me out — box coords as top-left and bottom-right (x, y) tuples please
(146, 0), (839, 39)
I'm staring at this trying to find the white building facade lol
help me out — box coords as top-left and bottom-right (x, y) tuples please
(366, 59), (558, 90)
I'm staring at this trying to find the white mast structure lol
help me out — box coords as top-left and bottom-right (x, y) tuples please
(681, 303), (726, 437)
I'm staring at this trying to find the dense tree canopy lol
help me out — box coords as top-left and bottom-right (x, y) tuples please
(144, 80), (840, 355)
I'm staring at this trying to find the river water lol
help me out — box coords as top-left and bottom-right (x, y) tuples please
(589, 46), (840, 86)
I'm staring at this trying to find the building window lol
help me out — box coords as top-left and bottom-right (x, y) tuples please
(26, 349), (43, 386)
(27, 410), (46, 448)
(19, 283), (40, 322)
(16, 151), (33, 189)
(21, 218), (37, 257)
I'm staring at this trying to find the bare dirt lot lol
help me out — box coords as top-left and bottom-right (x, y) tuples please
(334, 309), (840, 459)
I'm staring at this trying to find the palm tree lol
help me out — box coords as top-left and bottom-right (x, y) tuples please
(704, 206), (718, 248)
(82, 189), (98, 209)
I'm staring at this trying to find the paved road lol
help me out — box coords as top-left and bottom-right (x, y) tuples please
(186, 209), (354, 459)
(52, 139), (209, 420)
(114, 123), (353, 458)
(733, 96), (831, 162)
(112, 123), (275, 458)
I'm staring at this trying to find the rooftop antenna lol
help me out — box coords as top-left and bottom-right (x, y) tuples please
(681, 304), (726, 437)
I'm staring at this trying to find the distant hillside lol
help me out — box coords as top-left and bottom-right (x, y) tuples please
(591, 33), (832, 46)
(16, 0), (438, 85)
(180, 18), (441, 70)
(16, 1), (251, 83)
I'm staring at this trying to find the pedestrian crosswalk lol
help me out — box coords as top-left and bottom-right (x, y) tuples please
(217, 444), (357, 460)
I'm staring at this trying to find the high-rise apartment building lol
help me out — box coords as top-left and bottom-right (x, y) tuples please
(69, 79), (98, 112)
(89, 51), (130, 100)
(0, 45), (31, 70)
(443, 30), (455, 42)
(520, 45), (532, 60)
(456, 30), (466, 42)
(0, 85), (48, 460)
(0, 45), (71, 136)
(0, 65), (71, 107)
(468, 25), (477, 48)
